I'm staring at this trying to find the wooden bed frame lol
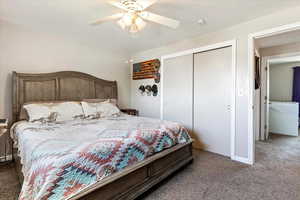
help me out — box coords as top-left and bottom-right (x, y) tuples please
(12, 71), (193, 200)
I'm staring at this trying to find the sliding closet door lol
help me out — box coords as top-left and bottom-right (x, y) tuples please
(162, 54), (193, 131)
(194, 47), (232, 157)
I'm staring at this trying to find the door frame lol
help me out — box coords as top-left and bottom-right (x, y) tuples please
(160, 40), (237, 161)
(260, 52), (300, 141)
(248, 21), (300, 165)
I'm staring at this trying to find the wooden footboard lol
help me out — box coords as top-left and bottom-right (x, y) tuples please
(13, 148), (24, 185)
(14, 142), (193, 200)
(72, 142), (193, 200)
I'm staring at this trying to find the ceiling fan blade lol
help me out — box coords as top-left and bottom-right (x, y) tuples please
(140, 11), (180, 29)
(108, 1), (130, 11)
(90, 13), (123, 25)
(138, 0), (158, 9)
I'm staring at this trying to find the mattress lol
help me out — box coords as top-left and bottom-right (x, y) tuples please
(11, 114), (191, 200)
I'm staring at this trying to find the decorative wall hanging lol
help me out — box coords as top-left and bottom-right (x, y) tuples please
(145, 85), (152, 96)
(152, 84), (158, 96)
(133, 59), (160, 80)
(138, 85), (145, 95)
(154, 72), (160, 83)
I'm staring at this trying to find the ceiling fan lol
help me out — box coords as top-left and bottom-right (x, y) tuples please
(90, 0), (180, 33)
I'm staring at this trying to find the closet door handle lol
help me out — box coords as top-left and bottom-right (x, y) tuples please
(227, 105), (231, 111)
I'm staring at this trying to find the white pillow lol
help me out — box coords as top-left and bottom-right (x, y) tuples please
(53, 102), (84, 121)
(81, 101), (120, 118)
(82, 98), (118, 106)
(23, 104), (52, 122)
(23, 102), (84, 122)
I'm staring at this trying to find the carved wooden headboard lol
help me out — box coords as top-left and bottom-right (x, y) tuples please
(12, 71), (118, 123)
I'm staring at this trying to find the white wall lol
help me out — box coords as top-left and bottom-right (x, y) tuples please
(130, 79), (160, 118)
(130, 6), (300, 159)
(269, 62), (300, 101)
(0, 20), (131, 120)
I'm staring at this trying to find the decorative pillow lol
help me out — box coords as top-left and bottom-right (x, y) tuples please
(82, 98), (118, 106)
(53, 102), (84, 121)
(81, 101), (120, 119)
(23, 101), (84, 122)
(23, 103), (53, 122)
(19, 106), (30, 121)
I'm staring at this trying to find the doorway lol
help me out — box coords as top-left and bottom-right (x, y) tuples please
(249, 22), (300, 164)
(263, 54), (300, 139)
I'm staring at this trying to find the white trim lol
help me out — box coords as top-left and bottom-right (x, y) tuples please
(266, 51), (300, 61)
(269, 55), (300, 64)
(160, 40), (237, 162)
(248, 21), (300, 165)
(250, 22), (300, 39)
(231, 40), (237, 160)
(232, 156), (252, 165)
(248, 36), (255, 165)
(161, 40), (236, 60)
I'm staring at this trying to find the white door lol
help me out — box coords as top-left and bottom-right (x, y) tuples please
(193, 47), (232, 157)
(162, 54), (193, 131)
(260, 58), (269, 140)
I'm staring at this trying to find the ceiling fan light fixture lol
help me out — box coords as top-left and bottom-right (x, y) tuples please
(117, 13), (146, 33)
(135, 16), (146, 30)
(91, 0), (180, 33)
(117, 19), (127, 30)
(129, 23), (139, 33)
(122, 12), (134, 26)
(139, 11), (149, 18)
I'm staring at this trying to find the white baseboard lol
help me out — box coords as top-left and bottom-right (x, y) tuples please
(0, 154), (12, 162)
(232, 156), (253, 165)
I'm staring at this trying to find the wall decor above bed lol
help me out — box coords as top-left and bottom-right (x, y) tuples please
(138, 85), (146, 95)
(152, 84), (158, 96)
(145, 85), (152, 96)
(138, 84), (159, 97)
(132, 59), (160, 80)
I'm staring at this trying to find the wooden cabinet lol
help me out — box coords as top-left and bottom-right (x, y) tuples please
(0, 119), (8, 137)
(0, 119), (9, 163)
(121, 109), (139, 116)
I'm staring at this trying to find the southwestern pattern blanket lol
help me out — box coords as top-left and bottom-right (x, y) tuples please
(11, 114), (191, 200)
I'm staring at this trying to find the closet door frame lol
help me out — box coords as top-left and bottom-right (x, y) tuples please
(161, 40), (237, 160)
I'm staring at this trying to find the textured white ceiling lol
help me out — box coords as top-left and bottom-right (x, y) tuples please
(1, 0), (300, 55)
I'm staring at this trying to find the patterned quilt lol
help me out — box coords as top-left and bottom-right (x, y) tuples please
(11, 114), (191, 200)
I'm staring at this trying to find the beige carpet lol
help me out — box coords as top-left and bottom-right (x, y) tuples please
(0, 134), (299, 200)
